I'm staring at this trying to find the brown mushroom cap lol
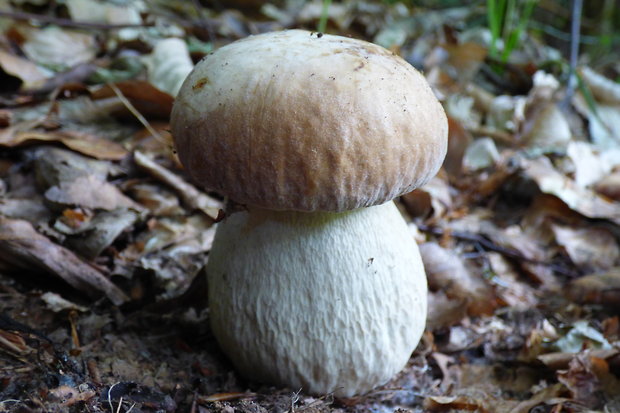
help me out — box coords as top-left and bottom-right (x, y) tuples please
(171, 29), (448, 212)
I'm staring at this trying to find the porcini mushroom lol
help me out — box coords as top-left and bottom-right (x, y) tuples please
(171, 30), (448, 397)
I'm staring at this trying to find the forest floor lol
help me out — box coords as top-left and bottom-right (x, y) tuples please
(1, 1), (620, 412)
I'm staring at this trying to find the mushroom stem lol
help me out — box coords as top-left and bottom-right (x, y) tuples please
(206, 201), (427, 397)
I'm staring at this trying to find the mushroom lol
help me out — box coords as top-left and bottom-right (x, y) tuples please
(171, 30), (448, 397)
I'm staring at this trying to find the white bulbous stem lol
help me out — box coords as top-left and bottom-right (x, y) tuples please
(206, 201), (427, 397)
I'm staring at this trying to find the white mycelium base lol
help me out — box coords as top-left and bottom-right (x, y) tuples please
(206, 201), (427, 397)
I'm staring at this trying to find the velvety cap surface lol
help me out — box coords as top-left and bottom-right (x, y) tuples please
(171, 29), (448, 212)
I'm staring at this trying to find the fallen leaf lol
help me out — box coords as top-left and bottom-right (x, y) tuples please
(90, 81), (174, 119)
(521, 102), (571, 149)
(522, 156), (620, 224)
(420, 242), (497, 316)
(40, 292), (88, 312)
(45, 175), (139, 211)
(21, 26), (97, 70)
(580, 66), (620, 105)
(567, 268), (620, 308)
(551, 224), (620, 272)
(66, 0), (142, 25)
(594, 171), (620, 201)
(0, 127), (128, 160)
(143, 38), (194, 97)
(0, 49), (48, 89)
(462, 137), (500, 171)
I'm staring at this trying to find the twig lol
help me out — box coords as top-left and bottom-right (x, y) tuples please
(562, 0), (583, 108)
(107, 383), (118, 413)
(133, 150), (223, 220)
(107, 83), (168, 147)
(417, 223), (578, 276)
(0, 10), (151, 30)
(0, 217), (129, 305)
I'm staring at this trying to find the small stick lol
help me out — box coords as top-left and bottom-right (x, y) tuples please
(0, 10), (151, 30)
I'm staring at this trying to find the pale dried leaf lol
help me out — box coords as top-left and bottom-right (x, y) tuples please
(580, 66), (620, 105)
(420, 242), (496, 316)
(551, 224), (620, 271)
(567, 269), (620, 307)
(567, 142), (620, 188)
(143, 38), (194, 97)
(487, 253), (538, 310)
(522, 156), (620, 224)
(521, 103), (571, 149)
(21, 26), (97, 69)
(0, 50), (49, 89)
(66, 0), (142, 24)
(588, 104), (620, 148)
(45, 175), (139, 211)
(594, 171), (620, 201)
(0, 128), (128, 160)
(462, 137), (500, 171)
(41, 292), (88, 312)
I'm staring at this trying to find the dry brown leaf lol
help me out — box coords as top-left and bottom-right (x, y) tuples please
(90, 81), (174, 119)
(426, 290), (466, 330)
(557, 354), (620, 408)
(487, 253), (538, 310)
(520, 102), (571, 149)
(443, 116), (472, 176)
(522, 156), (620, 224)
(0, 217), (128, 305)
(21, 26), (97, 69)
(0, 49), (48, 89)
(594, 171), (620, 200)
(45, 175), (139, 211)
(567, 268), (620, 307)
(423, 395), (488, 412)
(420, 242), (497, 316)
(551, 224), (620, 272)
(0, 128), (128, 160)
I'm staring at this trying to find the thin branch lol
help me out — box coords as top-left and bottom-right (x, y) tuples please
(0, 10), (151, 30)
(107, 82), (168, 146)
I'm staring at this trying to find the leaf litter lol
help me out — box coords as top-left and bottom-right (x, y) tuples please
(1, 1), (620, 412)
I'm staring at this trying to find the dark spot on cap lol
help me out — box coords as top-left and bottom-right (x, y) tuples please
(317, 32), (323, 38)
(192, 77), (210, 90)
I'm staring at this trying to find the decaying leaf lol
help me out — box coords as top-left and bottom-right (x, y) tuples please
(551, 224), (620, 272)
(0, 126), (128, 160)
(557, 354), (620, 408)
(580, 66), (620, 105)
(0, 49), (48, 89)
(143, 38), (194, 97)
(462, 137), (500, 171)
(419, 242), (497, 316)
(522, 156), (620, 224)
(21, 26), (97, 70)
(44, 175), (139, 211)
(90, 81), (174, 119)
(567, 268), (620, 308)
(62, 208), (141, 259)
(594, 171), (620, 201)
(66, 0), (142, 25)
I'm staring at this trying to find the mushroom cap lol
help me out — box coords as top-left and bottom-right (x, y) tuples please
(171, 29), (448, 212)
